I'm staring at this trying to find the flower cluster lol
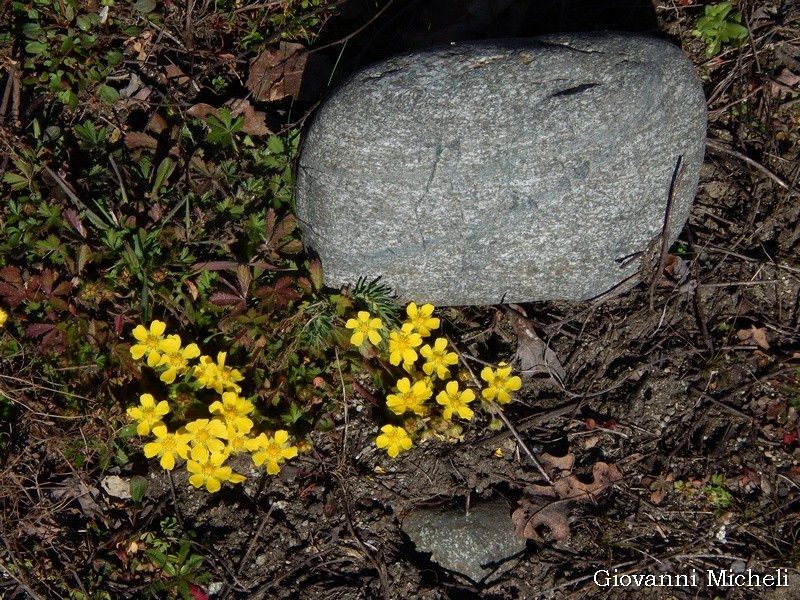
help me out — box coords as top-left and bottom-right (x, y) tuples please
(127, 320), (297, 493)
(347, 303), (521, 459)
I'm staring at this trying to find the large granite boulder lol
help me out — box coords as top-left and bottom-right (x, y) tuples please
(296, 33), (706, 306)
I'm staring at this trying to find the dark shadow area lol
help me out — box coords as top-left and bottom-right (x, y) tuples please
(313, 0), (660, 81)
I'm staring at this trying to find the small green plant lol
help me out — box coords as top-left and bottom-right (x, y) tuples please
(704, 473), (732, 509)
(692, 2), (749, 58)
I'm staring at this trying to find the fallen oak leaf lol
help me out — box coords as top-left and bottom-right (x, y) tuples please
(540, 452), (575, 477)
(227, 98), (274, 137)
(123, 131), (158, 150)
(512, 462), (623, 542)
(246, 41), (332, 103)
(504, 304), (566, 382)
(187, 100), (275, 137)
(736, 324), (770, 350)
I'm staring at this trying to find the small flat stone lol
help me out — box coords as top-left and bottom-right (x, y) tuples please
(296, 33), (706, 306)
(401, 500), (526, 582)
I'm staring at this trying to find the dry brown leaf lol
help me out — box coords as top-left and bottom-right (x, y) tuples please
(512, 462), (622, 542)
(186, 102), (219, 120)
(187, 100), (273, 137)
(770, 68), (800, 95)
(163, 63), (189, 85)
(540, 452), (575, 476)
(246, 42), (332, 102)
(227, 98), (274, 137)
(505, 304), (566, 382)
(123, 131), (158, 150)
(736, 325), (770, 350)
(147, 112), (167, 134)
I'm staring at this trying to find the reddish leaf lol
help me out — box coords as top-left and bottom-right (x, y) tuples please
(188, 583), (209, 600)
(0, 266), (22, 284)
(25, 323), (56, 338)
(253, 277), (300, 309)
(209, 292), (245, 307)
(0, 281), (27, 308)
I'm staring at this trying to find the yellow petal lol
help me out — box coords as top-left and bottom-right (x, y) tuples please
(160, 453), (176, 470)
(143, 442), (161, 458)
(149, 320), (166, 337)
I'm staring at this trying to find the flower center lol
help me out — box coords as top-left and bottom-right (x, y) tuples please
(265, 444), (282, 460)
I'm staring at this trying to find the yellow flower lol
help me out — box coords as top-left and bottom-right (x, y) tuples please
(182, 418), (228, 454)
(419, 337), (458, 379)
(345, 311), (383, 346)
(0, 307), (8, 328)
(127, 393), (170, 436)
(209, 392), (254, 433)
(193, 356), (220, 389)
(375, 425), (412, 458)
(224, 422), (253, 456)
(186, 445), (246, 493)
(387, 323), (423, 367)
(245, 430), (298, 475)
(386, 377), (431, 416)
(405, 303), (439, 337)
(194, 352), (243, 394)
(157, 334), (201, 384)
(436, 381), (476, 421)
(480, 362), (522, 405)
(130, 320), (167, 367)
(144, 424), (192, 470)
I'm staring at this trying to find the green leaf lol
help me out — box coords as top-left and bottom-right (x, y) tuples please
(25, 40), (48, 56)
(267, 136), (285, 154)
(129, 475), (148, 503)
(57, 88), (79, 111)
(76, 14), (92, 31)
(98, 84), (119, 105)
(723, 22), (749, 41)
(117, 424), (139, 438)
(133, 0), (155, 13)
(3, 172), (29, 190)
(151, 157), (175, 198)
(106, 50), (123, 66)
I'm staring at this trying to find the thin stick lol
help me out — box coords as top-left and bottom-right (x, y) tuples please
(448, 336), (552, 484)
(649, 154), (684, 310)
(706, 138), (791, 190)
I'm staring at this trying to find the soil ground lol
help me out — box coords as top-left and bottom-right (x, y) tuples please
(2, 1), (799, 599)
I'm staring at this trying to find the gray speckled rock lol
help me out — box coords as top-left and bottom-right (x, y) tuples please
(401, 500), (526, 583)
(296, 33), (706, 306)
